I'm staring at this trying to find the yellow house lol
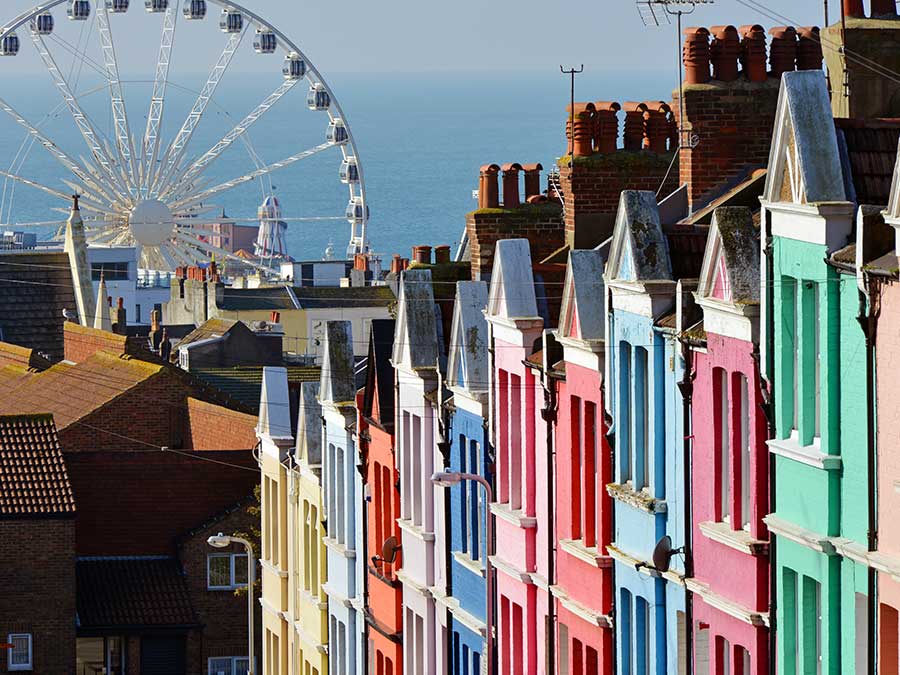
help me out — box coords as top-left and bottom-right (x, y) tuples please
(258, 369), (329, 675)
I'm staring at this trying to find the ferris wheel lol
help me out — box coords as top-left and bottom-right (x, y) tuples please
(0, 0), (369, 271)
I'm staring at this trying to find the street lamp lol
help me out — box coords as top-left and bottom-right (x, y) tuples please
(431, 471), (495, 675)
(208, 532), (256, 675)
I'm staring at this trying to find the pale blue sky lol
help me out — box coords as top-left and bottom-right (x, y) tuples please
(0, 0), (829, 74)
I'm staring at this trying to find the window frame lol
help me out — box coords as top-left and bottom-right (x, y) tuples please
(7, 633), (32, 671)
(207, 552), (249, 591)
(208, 656), (251, 675)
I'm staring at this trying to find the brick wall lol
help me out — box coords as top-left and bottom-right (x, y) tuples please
(673, 78), (780, 211)
(465, 203), (565, 280)
(0, 519), (76, 674)
(558, 152), (679, 249)
(185, 398), (258, 451)
(63, 321), (150, 364)
(179, 500), (262, 674)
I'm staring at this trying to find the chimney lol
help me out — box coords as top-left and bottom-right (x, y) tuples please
(796, 27), (824, 70)
(710, 25), (741, 81)
(478, 164), (500, 209)
(160, 328), (172, 361)
(390, 253), (402, 274)
(401, 258), (410, 270)
(412, 245), (432, 265)
(768, 26), (797, 78)
(501, 163), (523, 208)
(566, 103), (595, 157)
(682, 27), (711, 85)
(644, 103), (671, 154)
(113, 297), (127, 335)
(434, 245), (451, 265)
(593, 101), (621, 153)
(522, 163), (543, 200)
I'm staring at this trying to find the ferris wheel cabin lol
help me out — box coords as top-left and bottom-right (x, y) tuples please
(219, 9), (243, 33)
(327, 119), (349, 146)
(144, 0), (169, 12)
(339, 158), (359, 185)
(254, 29), (277, 54)
(283, 53), (306, 80)
(106, 0), (129, 13)
(1, 32), (19, 56)
(307, 84), (330, 111)
(346, 197), (368, 224)
(68, 0), (92, 21)
(30, 12), (54, 34)
(183, 0), (206, 19)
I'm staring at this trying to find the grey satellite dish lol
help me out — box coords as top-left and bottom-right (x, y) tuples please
(381, 536), (401, 564)
(652, 535), (677, 573)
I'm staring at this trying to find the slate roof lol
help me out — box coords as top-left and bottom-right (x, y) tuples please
(218, 285), (395, 312)
(174, 318), (240, 352)
(76, 557), (199, 629)
(0, 351), (163, 429)
(835, 118), (900, 206)
(447, 282), (489, 393)
(220, 286), (296, 311)
(0, 413), (75, 518)
(0, 251), (78, 362)
(362, 319), (396, 430)
(191, 365), (321, 411)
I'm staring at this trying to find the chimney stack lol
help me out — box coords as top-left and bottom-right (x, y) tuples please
(622, 103), (647, 150)
(740, 25), (768, 82)
(501, 163), (522, 208)
(271, 311), (281, 324)
(796, 27), (823, 71)
(566, 103), (596, 157)
(160, 328), (172, 361)
(478, 164), (501, 209)
(113, 297), (127, 335)
(391, 254), (402, 274)
(644, 103), (672, 154)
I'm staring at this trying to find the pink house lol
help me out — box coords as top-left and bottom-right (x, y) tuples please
(485, 239), (552, 675)
(553, 249), (614, 674)
(689, 207), (770, 673)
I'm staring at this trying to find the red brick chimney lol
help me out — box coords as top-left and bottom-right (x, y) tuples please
(796, 27), (824, 70)
(566, 103), (596, 157)
(390, 254), (402, 274)
(740, 25), (768, 82)
(710, 25), (741, 82)
(683, 27), (711, 85)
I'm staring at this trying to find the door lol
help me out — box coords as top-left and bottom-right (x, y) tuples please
(140, 635), (187, 675)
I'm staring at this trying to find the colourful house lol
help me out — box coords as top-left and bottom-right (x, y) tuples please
(689, 207), (770, 673)
(320, 321), (365, 674)
(604, 191), (700, 675)
(760, 70), (870, 674)
(552, 249), (615, 674)
(392, 269), (443, 673)
(484, 239), (553, 675)
(445, 281), (491, 674)
(359, 319), (404, 674)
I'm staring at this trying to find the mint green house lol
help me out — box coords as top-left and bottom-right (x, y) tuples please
(760, 70), (875, 675)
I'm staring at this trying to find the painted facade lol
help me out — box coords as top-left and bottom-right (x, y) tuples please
(689, 207), (770, 673)
(484, 239), (552, 675)
(445, 281), (492, 675)
(360, 319), (404, 675)
(761, 70), (869, 675)
(392, 269), (443, 675)
(320, 321), (365, 675)
(552, 249), (614, 675)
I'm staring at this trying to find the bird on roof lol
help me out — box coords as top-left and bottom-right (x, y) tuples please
(62, 308), (78, 322)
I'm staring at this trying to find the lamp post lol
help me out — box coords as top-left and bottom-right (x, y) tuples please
(431, 471), (495, 675)
(208, 532), (256, 675)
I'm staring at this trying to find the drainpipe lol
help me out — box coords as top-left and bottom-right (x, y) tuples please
(676, 339), (696, 675)
(856, 273), (880, 675)
(603, 285), (618, 672)
(436, 362), (454, 675)
(486, 321), (497, 675)
(358, 424), (370, 675)
(540, 349), (558, 675)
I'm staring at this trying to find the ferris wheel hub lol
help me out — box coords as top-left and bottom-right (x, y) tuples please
(129, 199), (175, 247)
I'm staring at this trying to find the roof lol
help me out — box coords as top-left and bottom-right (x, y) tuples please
(190, 365), (320, 411)
(487, 239), (539, 320)
(0, 351), (163, 429)
(835, 118), (900, 206)
(0, 251), (78, 361)
(0, 341), (52, 371)
(258, 367), (294, 441)
(558, 250), (606, 342)
(296, 381), (322, 464)
(0, 413), (75, 518)
(697, 207), (760, 304)
(174, 318), (240, 352)
(665, 225), (709, 281)
(220, 286), (296, 311)
(292, 285), (395, 309)
(362, 319), (396, 430)
(76, 557), (199, 630)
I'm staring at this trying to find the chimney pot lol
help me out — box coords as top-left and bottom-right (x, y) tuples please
(522, 162), (544, 199)
(271, 311), (281, 323)
(842, 0), (865, 17)
(682, 26), (711, 85)
(501, 162), (523, 208)
(739, 25), (769, 82)
(623, 102), (648, 151)
(478, 164), (501, 209)
(412, 245), (432, 265)
(643, 102), (671, 154)
(710, 25), (741, 82)
(390, 253), (402, 274)
(434, 245), (451, 265)
(796, 27), (824, 71)
(768, 26), (798, 78)
(565, 103), (595, 157)
(592, 101), (621, 154)
(401, 258), (410, 270)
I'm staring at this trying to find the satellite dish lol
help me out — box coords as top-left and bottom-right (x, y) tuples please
(652, 535), (676, 573)
(381, 536), (401, 564)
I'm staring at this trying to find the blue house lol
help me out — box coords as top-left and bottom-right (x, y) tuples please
(604, 191), (706, 675)
(445, 281), (492, 675)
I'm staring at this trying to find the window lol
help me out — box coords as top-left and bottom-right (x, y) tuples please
(694, 625), (710, 675)
(716, 636), (731, 675)
(635, 347), (650, 491)
(208, 657), (250, 675)
(336, 446), (346, 544)
(736, 646), (751, 675)
(412, 414), (423, 527)
(619, 343), (632, 483)
(636, 596), (650, 675)
(207, 553), (249, 590)
(583, 400), (598, 548)
(619, 589), (633, 675)
(557, 621), (569, 675)
(7, 633), (31, 671)
(77, 636), (125, 674)
(470, 439), (482, 560)
(509, 373), (523, 510)
(91, 261), (129, 281)
(881, 604), (899, 675)
(737, 374), (751, 530)
(498, 368), (509, 502)
(715, 368), (730, 522)
(570, 396), (582, 539)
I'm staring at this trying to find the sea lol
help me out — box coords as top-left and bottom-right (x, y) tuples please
(0, 70), (672, 263)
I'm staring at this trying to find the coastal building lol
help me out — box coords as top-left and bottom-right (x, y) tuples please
(552, 249), (614, 674)
(483, 239), (552, 675)
(359, 319), (404, 674)
(444, 281), (491, 674)
(392, 268), (443, 674)
(319, 321), (366, 674)
(689, 207), (770, 672)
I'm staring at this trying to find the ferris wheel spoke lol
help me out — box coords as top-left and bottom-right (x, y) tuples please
(96, 4), (139, 196)
(0, 169), (106, 215)
(60, 179), (115, 212)
(29, 32), (131, 201)
(148, 25), (247, 196)
(174, 230), (274, 272)
(170, 142), (333, 212)
(157, 79), (300, 200)
(141, 1), (180, 192)
(48, 34), (108, 80)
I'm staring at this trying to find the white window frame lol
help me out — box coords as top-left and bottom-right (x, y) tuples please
(207, 552), (249, 590)
(7, 633), (32, 671)
(208, 656), (251, 675)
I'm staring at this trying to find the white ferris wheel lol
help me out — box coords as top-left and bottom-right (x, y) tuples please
(0, 0), (369, 271)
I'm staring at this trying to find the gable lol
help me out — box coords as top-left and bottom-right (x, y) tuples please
(558, 249), (606, 342)
(607, 190), (671, 283)
(486, 239), (538, 320)
(320, 321), (356, 405)
(392, 269), (438, 370)
(697, 207), (759, 305)
(710, 254), (729, 301)
(447, 281), (489, 393)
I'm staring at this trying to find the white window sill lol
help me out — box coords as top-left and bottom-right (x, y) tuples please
(259, 559), (288, 578)
(698, 521), (768, 557)
(558, 539), (614, 568)
(767, 436), (840, 470)
(322, 537), (356, 559)
(605, 482), (666, 514)
(452, 550), (486, 578)
(397, 517), (436, 542)
(490, 502), (537, 528)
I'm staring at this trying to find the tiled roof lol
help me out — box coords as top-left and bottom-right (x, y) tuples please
(292, 285), (395, 309)
(0, 251), (78, 361)
(666, 225), (709, 281)
(0, 413), (75, 517)
(836, 118), (900, 206)
(0, 351), (162, 429)
(0, 342), (52, 371)
(191, 365), (321, 410)
(175, 318), (240, 352)
(220, 286), (296, 311)
(76, 557), (199, 629)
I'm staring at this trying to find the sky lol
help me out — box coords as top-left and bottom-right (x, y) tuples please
(0, 0), (831, 74)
